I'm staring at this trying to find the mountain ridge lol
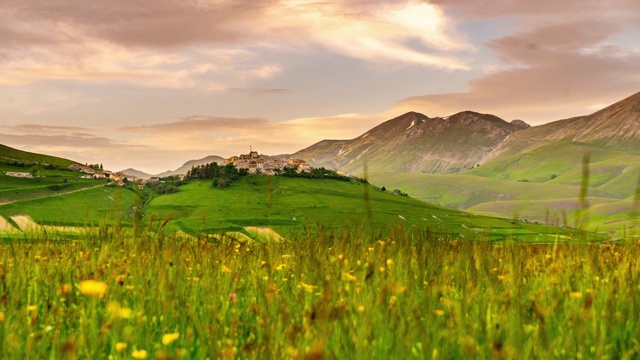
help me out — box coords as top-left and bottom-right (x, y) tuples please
(294, 90), (640, 175)
(293, 110), (530, 174)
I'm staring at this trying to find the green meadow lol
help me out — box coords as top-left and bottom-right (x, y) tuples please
(367, 144), (640, 237)
(144, 175), (579, 242)
(1, 227), (639, 358)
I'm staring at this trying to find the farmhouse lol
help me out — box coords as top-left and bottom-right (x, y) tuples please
(80, 166), (95, 174)
(68, 164), (82, 171)
(93, 173), (107, 180)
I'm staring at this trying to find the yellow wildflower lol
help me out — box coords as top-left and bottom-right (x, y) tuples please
(221, 265), (232, 273)
(570, 292), (582, 299)
(131, 349), (148, 359)
(433, 310), (445, 316)
(386, 259), (394, 266)
(115, 342), (127, 352)
(0, 311), (4, 322)
(78, 280), (107, 297)
(56, 284), (72, 295)
(162, 332), (180, 345)
(342, 272), (357, 282)
(107, 302), (134, 319)
(357, 305), (365, 313)
(27, 305), (38, 312)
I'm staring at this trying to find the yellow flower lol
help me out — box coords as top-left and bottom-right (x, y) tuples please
(0, 311), (5, 322)
(107, 302), (134, 319)
(433, 309), (445, 316)
(570, 292), (582, 299)
(78, 280), (108, 297)
(115, 342), (127, 352)
(386, 259), (394, 266)
(357, 305), (365, 313)
(27, 305), (38, 312)
(342, 272), (357, 282)
(221, 265), (232, 273)
(56, 284), (72, 295)
(162, 332), (180, 345)
(131, 349), (148, 359)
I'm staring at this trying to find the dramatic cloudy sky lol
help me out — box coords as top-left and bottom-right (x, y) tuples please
(1, 0), (639, 173)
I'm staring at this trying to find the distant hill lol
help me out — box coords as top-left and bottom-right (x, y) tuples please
(156, 155), (226, 178)
(0, 144), (77, 168)
(120, 168), (153, 179)
(293, 111), (529, 175)
(122, 155), (226, 179)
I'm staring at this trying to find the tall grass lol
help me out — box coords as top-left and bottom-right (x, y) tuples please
(1, 224), (639, 358)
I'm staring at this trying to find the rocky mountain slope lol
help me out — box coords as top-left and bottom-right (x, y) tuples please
(295, 91), (640, 176)
(294, 111), (530, 174)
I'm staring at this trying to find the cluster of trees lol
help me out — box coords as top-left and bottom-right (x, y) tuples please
(145, 176), (183, 194)
(279, 166), (356, 182)
(186, 162), (248, 188)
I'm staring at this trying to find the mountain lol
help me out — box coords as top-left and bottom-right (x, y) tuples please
(561, 91), (640, 147)
(0, 144), (77, 168)
(155, 155), (226, 178)
(294, 111), (529, 175)
(120, 168), (153, 179)
(295, 90), (640, 177)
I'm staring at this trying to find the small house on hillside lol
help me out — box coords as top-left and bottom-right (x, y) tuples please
(68, 164), (82, 171)
(93, 173), (106, 180)
(80, 166), (95, 174)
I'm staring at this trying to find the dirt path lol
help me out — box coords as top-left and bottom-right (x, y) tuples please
(0, 182), (111, 207)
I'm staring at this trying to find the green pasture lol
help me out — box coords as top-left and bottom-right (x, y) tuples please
(145, 175), (580, 241)
(0, 186), (140, 228)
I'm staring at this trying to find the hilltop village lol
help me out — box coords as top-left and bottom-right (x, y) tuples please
(224, 149), (311, 175)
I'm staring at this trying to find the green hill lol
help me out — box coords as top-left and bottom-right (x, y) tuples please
(0, 185), (140, 229)
(0, 144), (77, 168)
(144, 175), (586, 241)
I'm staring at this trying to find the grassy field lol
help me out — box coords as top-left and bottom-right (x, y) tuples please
(144, 175), (581, 242)
(0, 227), (638, 358)
(0, 186), (141, 228)
(0, 164), (108, 205)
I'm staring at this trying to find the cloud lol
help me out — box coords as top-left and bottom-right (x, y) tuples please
(117, 116), (268, 134)
(0, 0), (472, 87)
(2, 124), (93, 135)
(390, 10), (640, 123)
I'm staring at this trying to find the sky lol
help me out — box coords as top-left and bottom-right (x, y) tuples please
(1, 0), (639, 174)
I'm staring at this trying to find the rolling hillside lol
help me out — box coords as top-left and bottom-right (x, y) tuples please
(0, 144), (77, 168)
(144, 174), (581, 241)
